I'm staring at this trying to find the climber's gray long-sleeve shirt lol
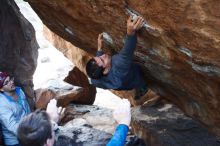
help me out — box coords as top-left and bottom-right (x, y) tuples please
(91, 34), (146, 90)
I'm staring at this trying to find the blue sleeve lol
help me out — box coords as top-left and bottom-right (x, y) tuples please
(91, 78), (107, 89)
(96, 51), (104, 57)
(17, 88), (31, 113)
(0, 105), (19, 136)
(107, 124), (129, 146)
(114, 34), (137, 70)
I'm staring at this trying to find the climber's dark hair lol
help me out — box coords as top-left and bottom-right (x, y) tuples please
(86, 58), (104, 79)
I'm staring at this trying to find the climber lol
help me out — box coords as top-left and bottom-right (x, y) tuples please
(17, 99), (132, 146)
(86, 16), (148, 100)
(0, 71), (31, 146)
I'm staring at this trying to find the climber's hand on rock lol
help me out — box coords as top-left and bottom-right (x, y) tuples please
(127, 16), (145, 36)
(98, 33), (104, 51)
(113, 99), (131, 126)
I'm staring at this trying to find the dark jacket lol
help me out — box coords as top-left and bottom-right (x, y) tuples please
(91, 34), (146, 90)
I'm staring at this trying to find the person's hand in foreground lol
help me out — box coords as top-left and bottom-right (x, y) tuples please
(46, 99), (65, 123)
(113, 99), (131, 126)
(127, 16), (145, 36)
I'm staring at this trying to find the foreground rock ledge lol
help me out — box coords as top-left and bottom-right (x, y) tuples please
(55, 104), (143, 146)
(55, 104), (114, 146)
(132, 102), (220, 146)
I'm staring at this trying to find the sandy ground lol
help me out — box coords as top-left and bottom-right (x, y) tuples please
(15, 0), (122, 109)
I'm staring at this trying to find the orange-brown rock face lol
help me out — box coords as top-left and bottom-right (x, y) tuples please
(28, 0), (220, 136)
(43, 26), (91, 74)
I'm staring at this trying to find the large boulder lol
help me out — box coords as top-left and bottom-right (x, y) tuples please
(0, 0), (39, 110)
(27, 0), (220, 136)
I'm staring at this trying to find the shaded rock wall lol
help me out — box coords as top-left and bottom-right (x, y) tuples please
(0, 0), (39, 110)
(132, 102), (220, 146)
(27, 0), (220, 136)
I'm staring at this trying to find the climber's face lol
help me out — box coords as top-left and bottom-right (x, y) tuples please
(94, 54), (111, 69)
(1, 76), (16, 92)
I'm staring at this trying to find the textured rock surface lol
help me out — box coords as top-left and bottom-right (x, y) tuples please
(55, 104), (114, 146)
(0, 0), (39, 110)
(27, 0), (220, 136)
(55, 104), (143, 146)
(132, 101), (220, 146)
(35, 84), (82, 109)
